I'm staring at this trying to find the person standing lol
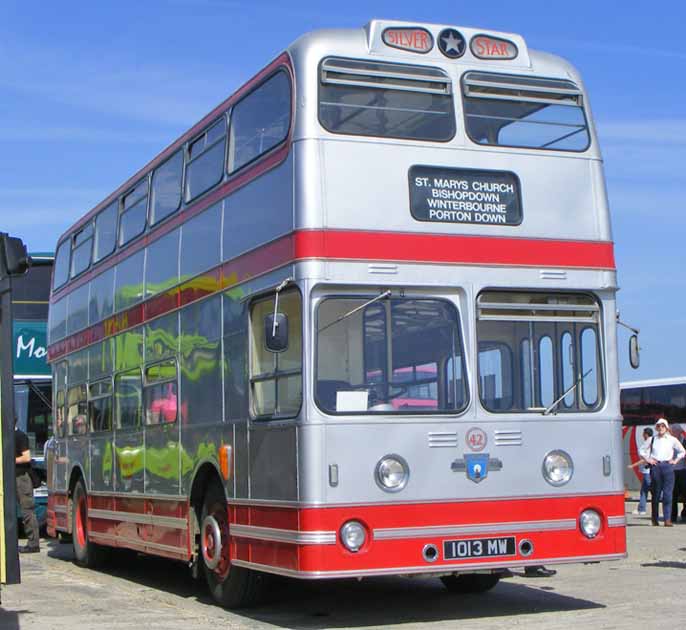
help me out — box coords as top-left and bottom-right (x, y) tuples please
(15, 423), (40, 552)
(630, 427), (653, 516)
(639, 418), (686, 527)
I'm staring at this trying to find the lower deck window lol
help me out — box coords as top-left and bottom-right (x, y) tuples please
(316, 295), (467, 414)
(476, 291), (604, 413)
(249, 290), (302, 418)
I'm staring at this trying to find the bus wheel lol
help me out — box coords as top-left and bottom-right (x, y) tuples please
(441, 573), (500, 594)
(201, 482), (264, 608)
(71, 480), (107, 568)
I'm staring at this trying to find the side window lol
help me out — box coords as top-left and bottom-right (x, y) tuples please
(71, 223), (94, 277)
(185, 118), (227, 201)
(180, 203), (221, 280)
(115, 369), (142, 428)
(144, 361), (178, 425)
(53, 240), (71, 289)
(150, 151), (183, 225)
(119, 179), (149, 245)
(88, 380), (112, 432)
(229, 71), (290, 173)
(249, 290), (302, 418)
(67, 384), (88, 435)
(93, 201), (118, 263)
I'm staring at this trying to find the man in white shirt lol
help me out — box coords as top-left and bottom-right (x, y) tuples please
(639, 418), (686, 526)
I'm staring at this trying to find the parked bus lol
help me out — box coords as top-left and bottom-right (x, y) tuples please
(13, 253), (53, 528)
(47, 20), (626, 608)
(621, 377), (686, 491)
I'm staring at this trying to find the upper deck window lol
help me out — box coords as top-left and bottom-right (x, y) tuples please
(53, 240), (71, 290)
(70, 223), (94, 278)
(150, 150), (183, 225)
(463, 72), (590, 151)
(119, 179), (149, 246)
(319, 57), (455, 141)
(228, 71), (291, 173)
(93, 201), (117, 263)
(186, 118), (227, 201)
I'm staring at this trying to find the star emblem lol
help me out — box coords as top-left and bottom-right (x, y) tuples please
(437, 28), (466, 59)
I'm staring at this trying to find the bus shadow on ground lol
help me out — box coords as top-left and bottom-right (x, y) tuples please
(46, 541), (603, 628)
(642, 560), (686, 570)
(241, 576), (604, 629)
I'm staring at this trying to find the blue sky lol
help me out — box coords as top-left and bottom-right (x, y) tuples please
(1, 1), (683, 381)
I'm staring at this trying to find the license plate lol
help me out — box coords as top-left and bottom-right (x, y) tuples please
(443, 536), (516, 560)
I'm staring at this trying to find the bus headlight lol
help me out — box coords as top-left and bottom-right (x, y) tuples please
(340, 521), (366, 552)
(542, 450), (573, 486)
(375, 455), (409, 492)
(580, 509), (602, 538)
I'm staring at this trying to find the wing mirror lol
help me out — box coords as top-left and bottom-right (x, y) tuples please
(265, 313), (288, 352)
(629, 335), (640, 369)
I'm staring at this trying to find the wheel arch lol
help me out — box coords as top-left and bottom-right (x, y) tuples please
(189, 460), (227, 520)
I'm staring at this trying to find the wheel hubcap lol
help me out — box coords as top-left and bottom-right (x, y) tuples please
(201, 515), (223, 570)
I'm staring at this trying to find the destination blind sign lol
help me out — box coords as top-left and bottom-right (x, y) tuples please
(409, 166), (522, 226)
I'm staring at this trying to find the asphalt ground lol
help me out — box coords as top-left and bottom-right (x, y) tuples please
(1, 501), (683, 630)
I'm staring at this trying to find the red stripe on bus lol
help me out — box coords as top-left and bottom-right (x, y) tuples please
(47, 230), (614, 361)
(294, 229), (616, 269)
(49, 492), (625, 571)
(231, 494), (625, 574)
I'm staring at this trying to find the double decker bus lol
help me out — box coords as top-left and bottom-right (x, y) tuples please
(621, 378), (686, 491)
(47, 20), (626, 608)
(13, 253), (54, 527)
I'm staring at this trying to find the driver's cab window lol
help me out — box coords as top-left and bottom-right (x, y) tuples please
(249, 289), (302, 418)
(316, 295), (467, 415)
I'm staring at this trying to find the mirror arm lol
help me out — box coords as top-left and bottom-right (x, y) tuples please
(616, 313), (640, 335)
(272, 277), (293, 336)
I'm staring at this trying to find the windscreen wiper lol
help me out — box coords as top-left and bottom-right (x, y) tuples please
(542, 368), (592, 416)
(318, 290), (391, 333)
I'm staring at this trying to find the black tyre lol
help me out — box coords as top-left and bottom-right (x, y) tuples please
(71, 480), (108, 568)
(441, 573), (500, 593)
(201, 481), (265, 608)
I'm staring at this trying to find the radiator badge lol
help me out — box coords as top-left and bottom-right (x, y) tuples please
(452, 454), (503, 483)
